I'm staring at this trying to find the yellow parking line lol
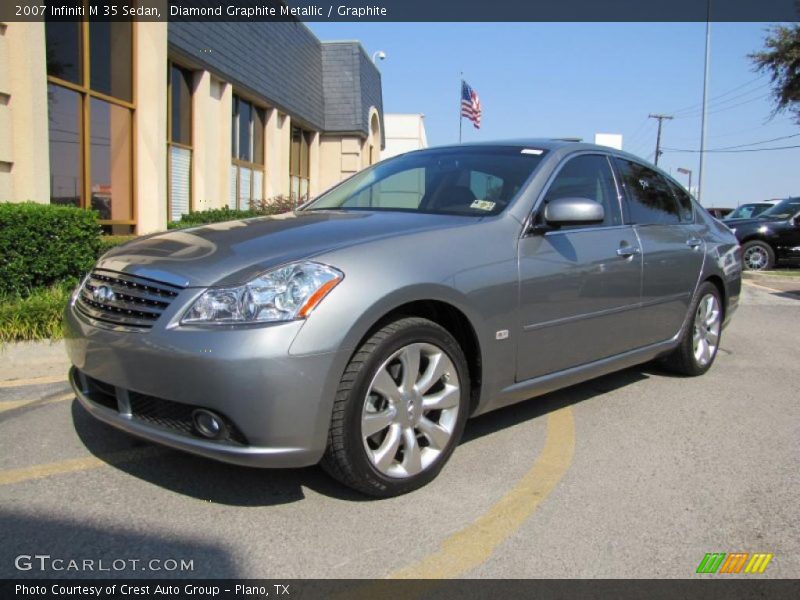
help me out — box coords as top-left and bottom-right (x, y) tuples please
(743, 279), (783, 294)
(388, 406), (576, 579)
(0, 392), (75, 413)
(0, 374), (66, 389)
(0, 446), (164, 486)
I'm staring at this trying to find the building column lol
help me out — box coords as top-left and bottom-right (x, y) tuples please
(341, 137), (362, 179)
(134, 22), (167, 234)
(264, 107), (280, 199)
(278, 113), (291, 198)
(308, 131), (320, 197)
(218, 80), (233, 209)
(1, 22), (49, 204)
(191, 70), (210, 212)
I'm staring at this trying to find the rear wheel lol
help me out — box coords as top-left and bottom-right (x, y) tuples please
(661, 281), (723, 376)
(742, 240), (775, 271)
(321, 317), (470, 497)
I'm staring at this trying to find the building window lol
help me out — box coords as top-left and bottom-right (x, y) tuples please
(167, 63), (193, 222)
(231, 94), (265, 209)
(290, 126), (311, 203)
(45, 18), (134, 232)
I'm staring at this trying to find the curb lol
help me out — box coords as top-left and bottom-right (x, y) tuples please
(0, 340), (68, 384)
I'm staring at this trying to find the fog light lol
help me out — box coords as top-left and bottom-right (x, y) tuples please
(192, 409), (226, 439)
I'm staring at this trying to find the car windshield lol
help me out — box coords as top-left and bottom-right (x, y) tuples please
(304, 146), (546, 216)
(759, 197), (800, 220)
(724, 204), (771, 220)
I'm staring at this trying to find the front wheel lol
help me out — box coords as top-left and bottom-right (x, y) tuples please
(661, 282), (723, 376)
(321, 317), (470, 497)
(742, 240), (775, 271)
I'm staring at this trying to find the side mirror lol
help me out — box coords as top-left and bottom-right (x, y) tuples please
(543, 197), (605, 227)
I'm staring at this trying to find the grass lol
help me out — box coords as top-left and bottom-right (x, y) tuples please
(746, 267), (800, 278)
(763, 269), (800, 277)
(0, 233), (136, 344)
(0, 283), (74, 343)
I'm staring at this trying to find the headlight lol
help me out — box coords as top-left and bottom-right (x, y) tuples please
(182, 261), (343, 325)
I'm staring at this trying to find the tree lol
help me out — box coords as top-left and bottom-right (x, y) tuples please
(750, 24), (800, 124)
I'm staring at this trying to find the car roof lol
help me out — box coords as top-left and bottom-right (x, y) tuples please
(429, 138), (650, 163)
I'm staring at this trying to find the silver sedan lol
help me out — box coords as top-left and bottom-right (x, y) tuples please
(65, 140), (741, 496)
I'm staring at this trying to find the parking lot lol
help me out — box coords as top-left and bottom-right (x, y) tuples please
(1, 280), (798, 579)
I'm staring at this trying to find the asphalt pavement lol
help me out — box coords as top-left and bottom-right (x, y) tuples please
(1, 281), (797, 579)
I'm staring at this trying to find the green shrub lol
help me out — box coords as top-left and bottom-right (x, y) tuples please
(168, 207), (259, 229)
(98, 234), (138, 255)
(0, 283), (73, 343)
(0, 202), (101, 296)
(168, 195), (297, 229)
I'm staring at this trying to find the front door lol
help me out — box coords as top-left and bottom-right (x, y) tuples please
(516, 154), (643, 382)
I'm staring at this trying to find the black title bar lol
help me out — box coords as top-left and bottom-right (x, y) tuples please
(3, 0), (800, 22)
(3, 579), (800, 600)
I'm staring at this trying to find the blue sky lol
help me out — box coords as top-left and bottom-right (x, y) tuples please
(308, 22), (799, 208)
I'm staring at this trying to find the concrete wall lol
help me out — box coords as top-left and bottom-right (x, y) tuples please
(383, 114), (428, 160)
(0, 22), (49, 203)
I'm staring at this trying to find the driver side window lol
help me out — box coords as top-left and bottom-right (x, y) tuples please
(543, 154), (622, 227)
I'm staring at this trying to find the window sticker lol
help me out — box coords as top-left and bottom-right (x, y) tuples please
(521, 148), (544, 155)
(470, 199), (496, 211)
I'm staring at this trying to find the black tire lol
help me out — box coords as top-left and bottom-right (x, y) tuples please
(321, 317), (470, 497)
(741, 240), (775, 271)
(661, 281), (723, 376)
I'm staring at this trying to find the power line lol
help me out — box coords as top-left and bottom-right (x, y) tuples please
(663, 144), (800, 153)
(627, 120), (657, 147)
(663, 132), (800, 153)
(709, 132), (800, 151)
(667, 74), (767, 116)
(666, 117), (793, 143)
(674, 93), (771, 120)
(672, 83), (769, 118)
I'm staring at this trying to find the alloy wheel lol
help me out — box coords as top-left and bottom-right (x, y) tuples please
(743, 245), (769, 270)
(692, 294), (721, 367)
(361, 342), (461, 478)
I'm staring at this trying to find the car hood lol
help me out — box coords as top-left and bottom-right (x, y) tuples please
(98, 210), (474, 287)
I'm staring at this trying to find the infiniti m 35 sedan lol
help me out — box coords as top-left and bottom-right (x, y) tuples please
(66, 140), (741, 496)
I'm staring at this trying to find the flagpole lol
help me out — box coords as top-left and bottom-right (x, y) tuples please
(458, 73), (463, 143)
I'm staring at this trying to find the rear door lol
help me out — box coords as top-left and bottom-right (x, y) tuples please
(516, 153), (643, 381)
(614, 158), (704, 346)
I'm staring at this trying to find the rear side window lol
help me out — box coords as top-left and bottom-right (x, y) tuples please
(543, 154), (622, 227)
(615, 159), (681, 225)
(668, 181), (695, 223)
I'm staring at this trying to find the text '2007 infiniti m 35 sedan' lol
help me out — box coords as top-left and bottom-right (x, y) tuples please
(66, 140), (741, 496)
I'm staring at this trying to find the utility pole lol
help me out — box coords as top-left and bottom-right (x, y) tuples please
(649, 113), (673, 166)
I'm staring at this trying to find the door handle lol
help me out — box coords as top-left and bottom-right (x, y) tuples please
(686, 238), (702, 249)
(616, 245), (641, 258)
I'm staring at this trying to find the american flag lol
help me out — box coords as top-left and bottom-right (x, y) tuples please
(461, 80), (482, 129)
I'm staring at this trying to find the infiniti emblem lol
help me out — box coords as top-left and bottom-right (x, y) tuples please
(92, 285), (115, 303)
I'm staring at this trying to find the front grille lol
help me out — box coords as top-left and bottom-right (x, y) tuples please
(75, 269), (182, 329)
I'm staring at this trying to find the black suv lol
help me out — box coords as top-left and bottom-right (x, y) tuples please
(725, 197), (800, 270)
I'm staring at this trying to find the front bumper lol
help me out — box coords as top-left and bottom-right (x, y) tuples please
(64, 302), (349, 468)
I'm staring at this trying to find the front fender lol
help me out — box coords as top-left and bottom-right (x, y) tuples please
(289, 282), (481, 357)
